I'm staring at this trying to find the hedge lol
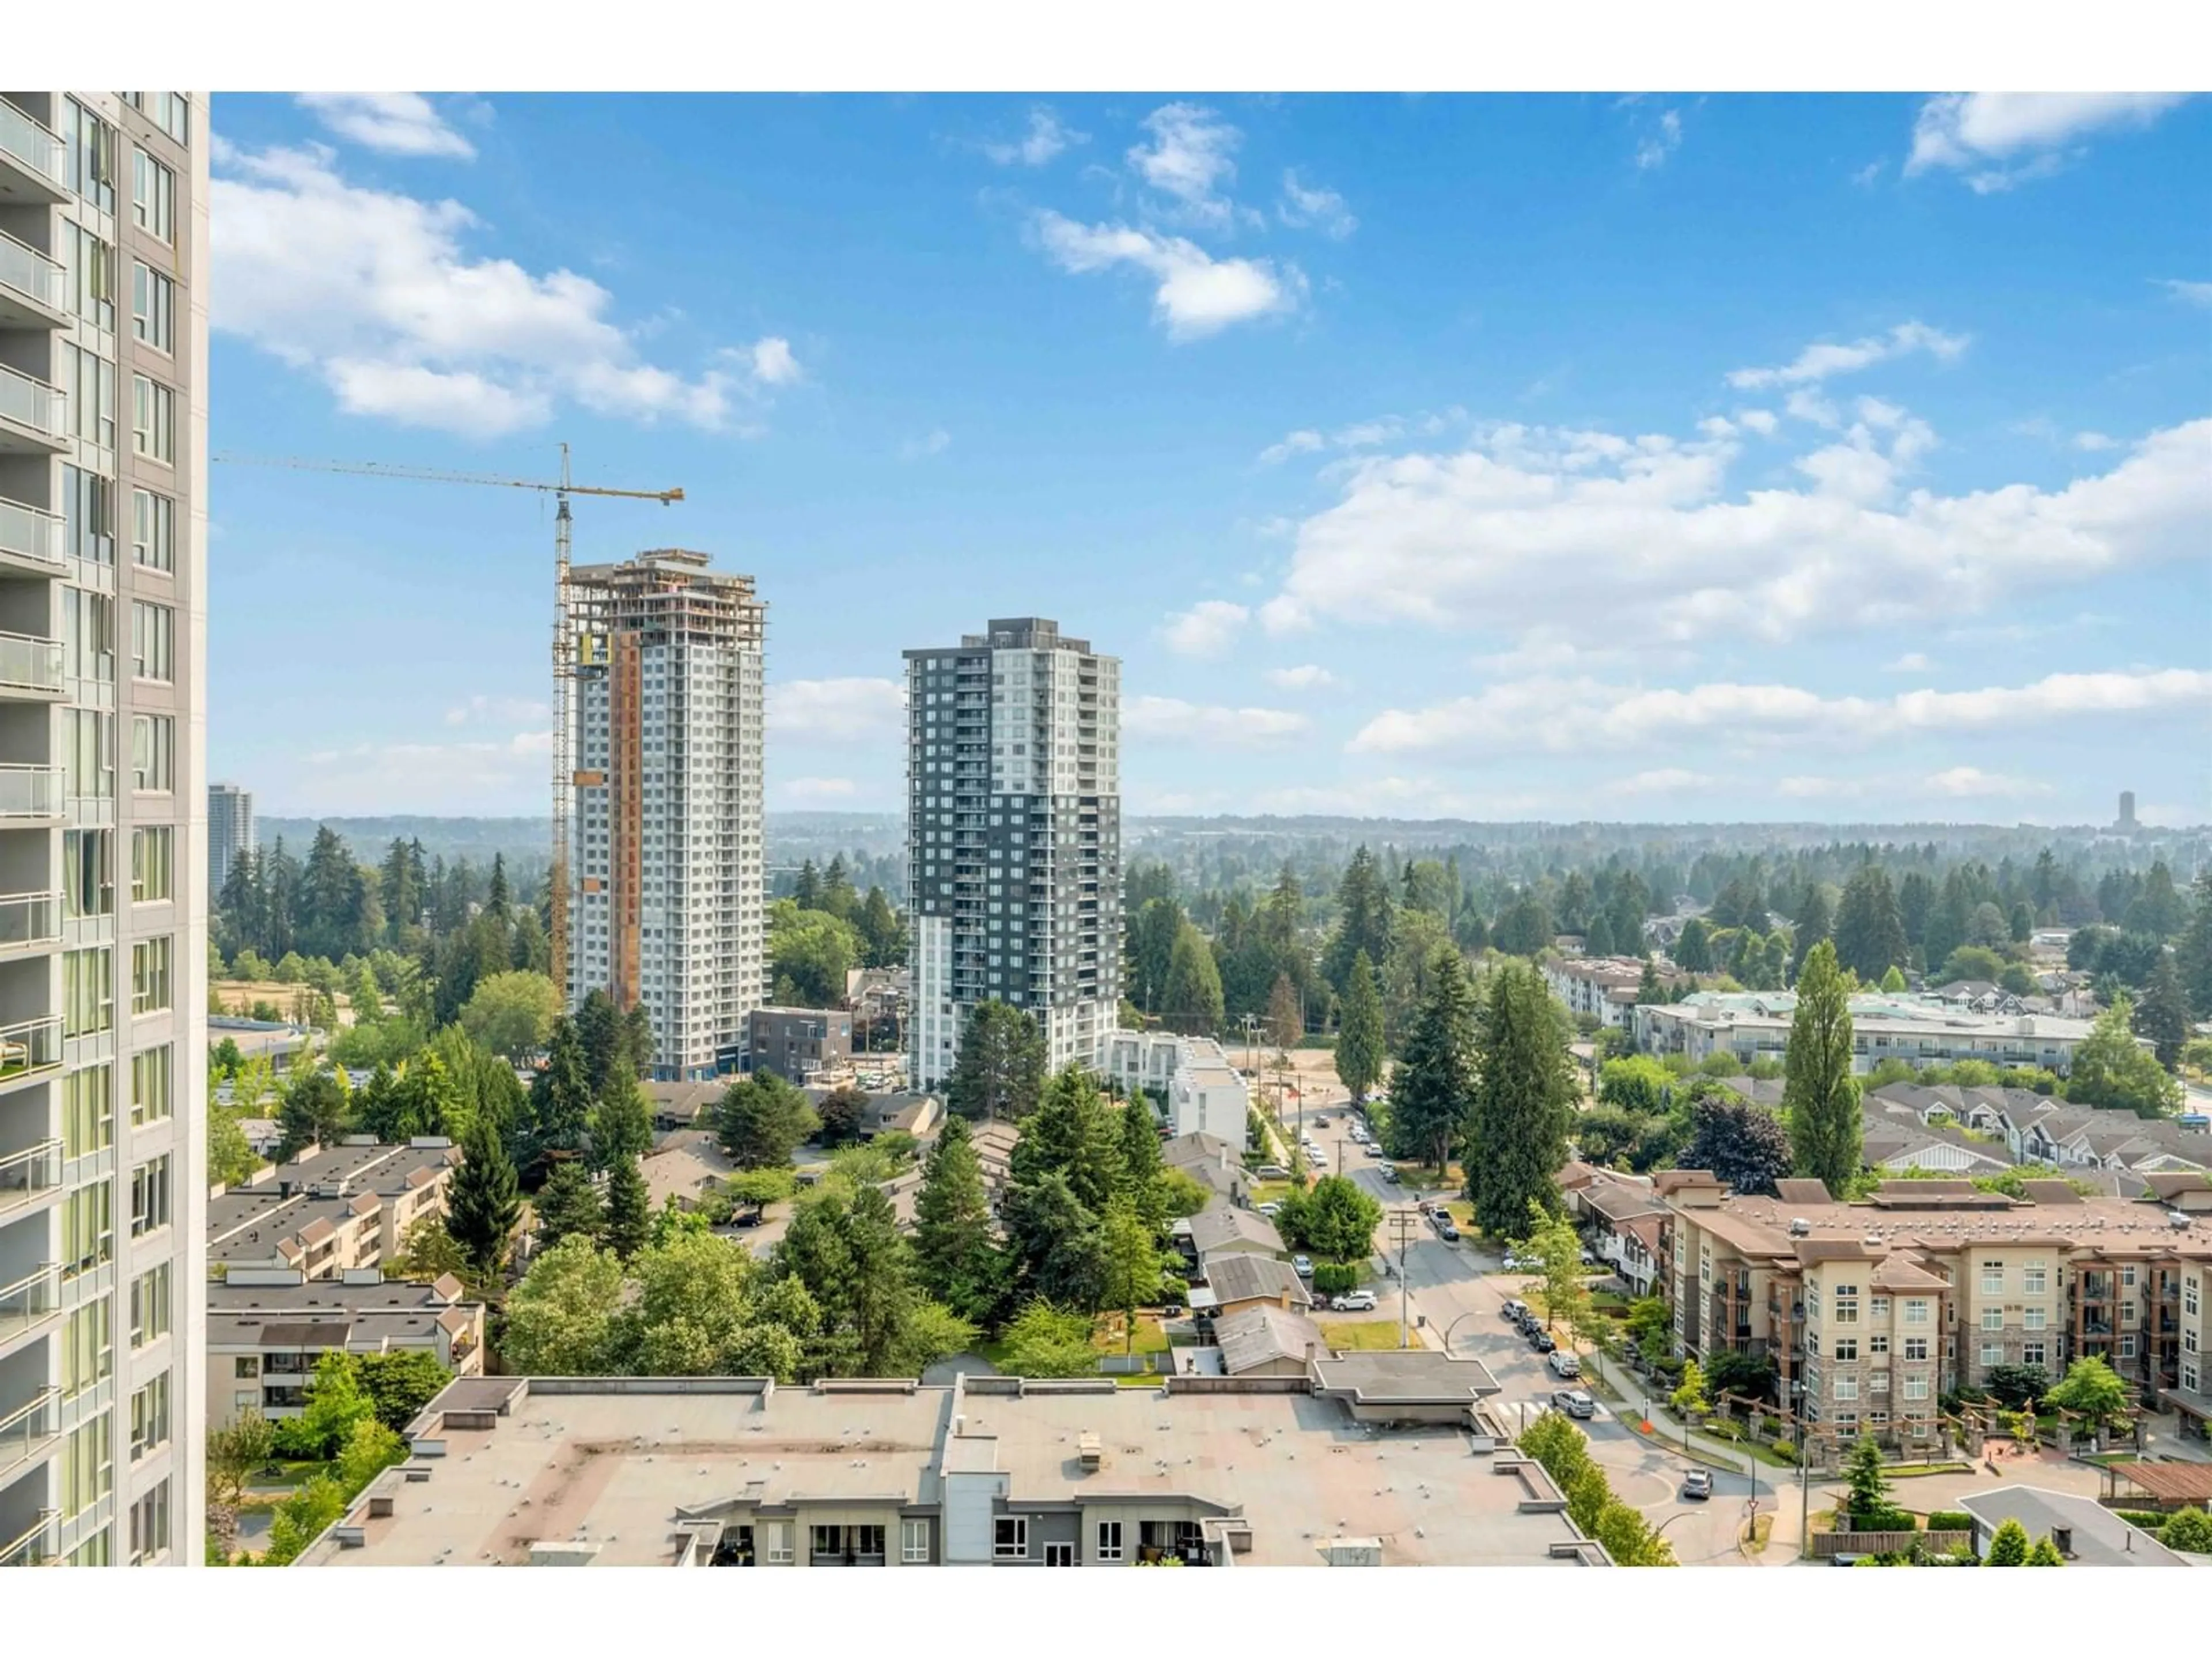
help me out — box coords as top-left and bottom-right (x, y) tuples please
(1926, 1511), (1975, 1532)
(1312, 1262), (1358, 1296)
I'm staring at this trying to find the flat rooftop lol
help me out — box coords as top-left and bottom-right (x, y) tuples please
(302, 1377), (1593, 1568)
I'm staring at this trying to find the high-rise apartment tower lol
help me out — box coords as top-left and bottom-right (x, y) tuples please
(206, 781), (251, 896)
(565, 552), (766, 1080)
(0, 91), (207, 1566)
(904, 618), (1122, 1087)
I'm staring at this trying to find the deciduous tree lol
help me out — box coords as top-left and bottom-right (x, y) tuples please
(2071, 994), (2183, 1118)
(1785, 941), (1861, 1191)
(458, 970), (560, 1060)
(1680, 1089), (1793, 1198)
(715, 1073), (820, 1169)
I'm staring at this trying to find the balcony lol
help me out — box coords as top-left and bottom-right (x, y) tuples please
(0, 1018), (61, 1090)
(0, 1506), (55, 1568)
(0, 768), (60, 821)
(0, 892), (58, 954)
(0, 637), (60, 702)
(0, 231), (66, 329)
(0, 1384), (59, 1479)
(0, 1263), (58, 1351)
(0, 102), (67, 203)
(0, 1138), (60, 1215)
(0, 366), (65, 457)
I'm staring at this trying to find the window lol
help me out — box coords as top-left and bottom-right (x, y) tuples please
(62, 1183), (113, 1278)
(69, 222), (115, 331)
(130, 1372), (171, 1460)
(2187, 1363), (2202, 1394)
(130, 1263), (171, 1347)
(65, 710), (115, 802)
(1981, 1307), (2005, 1332)
(1902, 1374), (1930, 1400)
(65, 466), (115, 565)
(131, 714), (175, 791)
(2186, 1277), (2200, 1318)
(994, 1517), (1028, 1559)
(900, 1518), (930, 1563)
(1904, 1337), (1930, 1362)
(130, 1482), (171, 1565)
(2123, 1265), (2138, 1289)
(2022, 1342), (2047, 1368)
(62, 589), (115, 685)
(1981, 1342), (2004, 1368)
(1044, 1541), (1075, 1566)
(132, 148), (175, 241)
(131, 488), (175, 572)
(1869, 1368), (1890, 1393)
(1835, 1375), (1859, 1402)
(60, 1419), (112, 1520)
(2119, 1334), (2138, 1359)
(130, 1153), (171, 1236)
(62, 1065), (115, 1159)
(1833, 1338), (1858, 1362)
(2024, 1306), (2047, 1332)
(1869, 1297), (1889, 1320)
(66, 98), (116, 213)
(64, 830), (114, 920)
(64, 946), (113, 1036)
(131, 373), (175, 462)
(131, 935), (172, 1016)
(127, 92), (192, 146)
(1980, 1262), (2005, 1294)
(1899, 1298), (1927, 1325)
(131, 1045), (172, 1126)
(759, 1521), (793, 1564)
(2023, 1262), (2049, 1296)
(132, 260), (173, 353)
(63, 1299), (113, 1398)
(1096, 1520), (1124, 1562)
(131, 825), (172, 902)
(67, 343), (116, 450)
(66, 1529), (112, 1567)
(1869, 1334), (1890, 1356)
(1832, 1283), (1859, 1325)
(131, 600), (175, 683)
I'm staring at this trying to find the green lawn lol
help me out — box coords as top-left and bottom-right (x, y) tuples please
(1096, 1313), (1171, 1357)
(1320, 1320), (1412, 1351)
(1887, 1462), (1974, 1478)
(1251, 1180), (1300, 1206)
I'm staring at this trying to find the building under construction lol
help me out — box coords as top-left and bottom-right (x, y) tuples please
(566, 551), (767, 1079)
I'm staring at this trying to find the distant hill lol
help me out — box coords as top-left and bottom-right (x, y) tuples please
(261, 817), (551, 868)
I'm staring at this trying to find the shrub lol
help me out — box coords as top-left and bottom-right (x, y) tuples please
(2162, 1508), (2212, 1554)
(1769, 1440), (1800, 1465)
(2112, 1510), (2168, 1533)
(1312, 1262), (1358, 1297)
(1926, 1511), (1975, 1532)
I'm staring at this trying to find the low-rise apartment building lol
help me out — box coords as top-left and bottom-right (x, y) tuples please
(1097, 1030), (1248, 1141)
(296, 1366), (1598, 1567)
(1635, 991), (2113, 1075)
(745, 1006), (853, 1085)
(1654, 1169), (2212, 1452)
(205, 1270), (484, 1428)
(1542, 956), (1647, 1030)
(207, 1139), (460, 1280)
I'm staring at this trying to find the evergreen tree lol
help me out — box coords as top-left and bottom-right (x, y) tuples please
(1392, 946), (1481, 1173)
(1264, 972), (1303, 1049)
(1161, 920), (1226, 1035)
(1334, 950), (1386, 1103)
(999, 1171), (1108, 1313)
(944, 999), (1047, 1122)
(793, 859), (822, 911)
(2073, 994), (2183, 1118)
(574, 988), (625, 1097)
(486, 853), (512, 920)
(602, 1154), (650, 1259)
(1126, 897), (1185, 1016)
(1790, 885), (1834, 982)
(1466, 963), (1576, 1239)
(1584, 912), (1618, 957)
(590, 1074), (654, 1171)
(2127, 861), (2188, 938)
(1635, 957), (1670, 1005)
(532, 1158), (604, 1251)
(1010, 1065), (1123, 1213)
(714, 1073), (820, 1168)
(522, 1017), (594, 1171)
(2180, 870), (2212, 1020)
(1983, 1518), (2031, 1566)
(2135, 951), (2192, 1070)
(1897, 870), (1936, 950)
(1115, 1096), (1168, 1232)
(1674, 915), (1713, 974)
(2025, 1535), (2065, 1566)
(446, 1116), (522, 1277)
(1785, 940), (1861, 1192)
(1832, 865), (1908, 983)
(1323, 846), (1396, 995)
(277, 1067), (351, 1161)
(912, 1116), (999, 1315)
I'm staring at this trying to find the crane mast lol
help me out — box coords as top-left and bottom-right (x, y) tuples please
(214, 448), (683, 1001)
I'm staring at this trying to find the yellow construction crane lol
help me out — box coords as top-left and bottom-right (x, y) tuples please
(214, 446), (684, 999)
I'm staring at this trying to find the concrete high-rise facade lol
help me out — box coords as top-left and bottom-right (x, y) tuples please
(0, 92), (208, 1566)
(206, 781), (251, 897)
(566, 551), (765, 1080)
(904, 618), (1121, 1088)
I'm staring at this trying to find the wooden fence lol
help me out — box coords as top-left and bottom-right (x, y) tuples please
(1808, 1529), (1972, 1559)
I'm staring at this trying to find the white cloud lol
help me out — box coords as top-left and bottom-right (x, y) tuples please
(779, 776), (859, 802)
(983, 107), (1083, 168)
(1634, 108), (1683, 171)
(297, 728), (550, 814)
(747, 336), (802, 386)
(1266, 664), (1341, 691)
(768, 677), (903, 742)
(1031, 211), (1303, 340)
(1127, 103), (1243, 229)
(1258, 429), (1325, 465)
(1923, 766), (2051, 800)
(2073, 431), (2119, 452)
(1278, 170), (1357, 238)
(2158, 279), (2212, 308)
(211, 143), (791, 437)
(1907, 93), (2192, 185)
(1727, 320), (1969, 390)
(1349, 667), (2212, 759)
(1160, 600), (1250, 658)
(444, 694), (550, 727)
(297, 93), (476, 159)
(1735, 408), (1779, 436)
(1777, 767), (2055, 806)
(1883, 652), (1932, 674)
(1255, 410), (2210, 647)
(1851, 161), (1885, 188)
(899, 429), (952, 460)
(1124, 695), (1309, 748)
(1603, 767), (1717, 798)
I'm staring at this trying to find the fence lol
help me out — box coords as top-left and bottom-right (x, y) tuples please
(1809, 1529), (1972, 1559)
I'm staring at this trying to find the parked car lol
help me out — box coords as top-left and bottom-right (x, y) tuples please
(1681, 1469), (1713, 1501)
(1310, 1293), (1334, 1312)
(1546, 1350), (1582, 1379)
(1515, 1310), (1542, 1336)
(1335, 1289), (1378, 1312)
(1290, 1255), (1314, 1278)
(1578, 1249), (1599, 1267)
(1257, 1201), (1283, 1218)
(1382, 1166), (1401, 1184)
(1435, 1219), (1461, 1242)
(1313, 1115), (1331, 1127)
(1500, 1298), (1528, 1323)
(1256, 1164), (1290, 1180)
(1551, 1389), (1597, 1420)
(1528, 1330), (1556, 1354)
(1500, 1252), (1528, 1271)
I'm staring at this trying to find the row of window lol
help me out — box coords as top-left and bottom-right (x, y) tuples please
(61, 712), (176, 798)
(60, 1051), (176, 1154)
(1979, 1260), (2052, 1295)
(60, 468), (178, 572)
(63, 827), (175, 917)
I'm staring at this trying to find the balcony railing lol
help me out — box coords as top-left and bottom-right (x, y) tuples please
(0, 231), (65, 316)
(0, 102), (67, 192)
(0, 636), (59, 698)
(0, 1384), (60, 1476)
(0, 1508), (56, 1569)
(0, 1138), (62, 1211)
(0, 498), (65, 572)
(0, 1017), (62, 1085)
(0, 1263), (59, 1345)
(0, 892), (59, 952)
(0, 768), (61, 820)
(0, 365), (66, 445)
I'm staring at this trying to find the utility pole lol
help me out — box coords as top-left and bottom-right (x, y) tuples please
(1388, 1206), (1420, 1350)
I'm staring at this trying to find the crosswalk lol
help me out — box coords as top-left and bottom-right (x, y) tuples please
(1503, 1391), (1612, 1423)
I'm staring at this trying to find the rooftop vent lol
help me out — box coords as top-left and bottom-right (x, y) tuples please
(1788, 1218), (1812, 1238)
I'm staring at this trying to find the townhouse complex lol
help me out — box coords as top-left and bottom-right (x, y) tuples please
(1634, 990), (2110, 1076)
(1096, 1028), (1247, 1141)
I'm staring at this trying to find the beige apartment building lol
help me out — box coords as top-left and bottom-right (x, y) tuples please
(0, 89), (209, 1569)
(1656, 1170), (2212, 1452)
(205, 1272), (484, 1430)
(206, 1138), (460, 1281)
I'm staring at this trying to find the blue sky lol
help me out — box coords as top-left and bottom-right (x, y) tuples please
(204, 92), (2211, 825)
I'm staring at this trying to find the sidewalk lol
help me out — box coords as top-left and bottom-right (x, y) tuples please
(1582, 1347), (1774, 1479)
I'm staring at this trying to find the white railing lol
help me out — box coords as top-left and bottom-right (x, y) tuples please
(0, 1138), (62, 1207)
(0, 102), (66, 190)
(0, 1508), (56, 1569)
(0, 497), (64, 569)
(0, 892), (59, 950)
(0, 1385), (59, 1476)
(0, 230), (64, 313)
(0, 637), (61, 696)
(0, 768), (60, 820)
(0, 365), (65, 442)
(0, 1263), (58, 1338)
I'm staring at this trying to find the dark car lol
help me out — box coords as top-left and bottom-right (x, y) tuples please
(1382, 1166), (1401, 1184)
(1528, 1330), (1556, 1354)
(1435, 1219), (1460, 1243)
(1681, 1469), (1713, 1501)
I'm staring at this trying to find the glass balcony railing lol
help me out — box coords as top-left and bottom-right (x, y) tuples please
(0, 232), (65, 315)
(0, 768), (61, 820)
(0, 102), (66, 192)
(0, 1384), (60, 1477)
(0, 1508), (56, 1569)
(0, 1262), (58, 1344)
(0, 892), (59, 951)
(0, 497), (65, 570)
(0, 366), (66, 444)
(0, 1018), (62, 1085)
(0, 1138), (62, 1210)
(0, 637), (62, 698)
